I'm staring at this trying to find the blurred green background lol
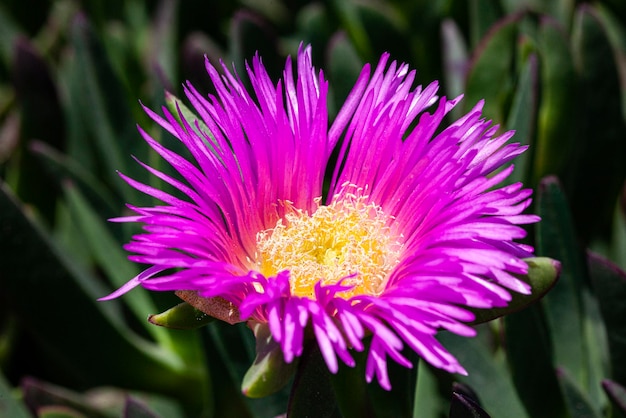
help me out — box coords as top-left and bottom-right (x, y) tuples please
(1, 0), (626, 417)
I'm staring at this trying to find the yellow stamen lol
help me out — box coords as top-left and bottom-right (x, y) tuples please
(256, 191), (403, 299)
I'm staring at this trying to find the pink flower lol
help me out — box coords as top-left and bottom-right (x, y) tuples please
(101, 45), (539, 389)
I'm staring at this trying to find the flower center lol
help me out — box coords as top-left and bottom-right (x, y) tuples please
(256, 194), (403, 299)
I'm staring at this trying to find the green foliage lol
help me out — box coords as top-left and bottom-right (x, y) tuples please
(0, 0), (625, 417)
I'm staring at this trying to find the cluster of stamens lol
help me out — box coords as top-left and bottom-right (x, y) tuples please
(255, 190), (403, 299)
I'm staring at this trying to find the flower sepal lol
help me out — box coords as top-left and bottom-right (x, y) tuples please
(175, 290), (241, 325)
(241, 321), (299, 398)
(469, 257), (561, 325)
(147, 301), (214, 330)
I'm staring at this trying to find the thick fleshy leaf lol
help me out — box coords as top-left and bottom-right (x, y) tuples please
(230, 10), (281, 83)
(85, 387), (185, 418)
(0, 183), (200, 402)
(241, 322), (298, 398)
(449, 382), (491, 418)
(413, 363), (447, 418)
(606, 189), (626, 271)
(203, 322), (275, 418)
(569, 5), (626, 241)
(594, 4), (626, 124)
(0, 372), (30, 418)
(602, 379), (626, 415)
(441, 18), (468, 120)
(464, 13), (519, 126)
(330, 349), (373, 418)
(327, 32), (364, 116)
(588, 252), (626, 386)
(536, 176), (590, 389)
(504, 53), (538, 185)
(63, 181), (209, 376)
(329, 0), (373, 59)
(468, 0), (502, 48)
(500, 0), (574, 27)
(10, 37), (64, 224)
(287, 343), (341, 418)
(0, 3), (21, 65)
(293, 3), (331, 65)
(164, 91), (211, 140)
(438, 329), (527, 418)
(147, 0), (179, 93)
(149, 302), (214, 330)
(124, 397), (161, 418)
(65, 182), (207, 376)
(469, 257), (560, 325)
(366, 349), (419, 418)
(21, 377), (109, 418)
(37, 406), (86, 418)
(505, 304), (568, 418)
(70, 13), (144, 203)
(556, 368), (601, 418)
(63, 182), (169, 341)
(533, 17), (576, 184)
(350, 0), (409, 65)
(30, 141), (118, 217)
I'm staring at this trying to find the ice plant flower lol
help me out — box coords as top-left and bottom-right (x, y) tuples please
(101, 45), (539, 389)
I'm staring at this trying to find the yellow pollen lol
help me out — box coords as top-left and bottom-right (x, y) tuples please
(255, 194), (403, 299)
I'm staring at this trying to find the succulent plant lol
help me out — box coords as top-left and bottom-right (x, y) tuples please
(1, 1), (625, 417)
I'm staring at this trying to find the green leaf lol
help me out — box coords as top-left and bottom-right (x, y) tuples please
(594, 4), (626, 125)
(287, 343), (341, 418)
(241, 322), (298, 398)
(229, 10), (281, 84)
(557, 368), (601, 418)
(505, 304), (568, 418)
(438, 329), (527, 418)
(22, 377), (109, 418)
(464, 13), (519, 126)
(505, 53), (538, 185)
(330, 0), (373, 60)
(588, 252), (626, 386)
(532, 17), (576, 184)
(203, 323), (253, 418)
(124, 397), (161, 418)
(63, 181), (174, 347)
(148, 302), (214, 330)
(330, 349), (373, 418)
(413, 363), (447, 418)
(468, 0), (503, 49)
(0, 3), (22, 65)
(0, 183), (199, 401)
(10, 37), (64, 224)
(30, 140), (119, 219)
(536, 176), (590, 390)
(602, 379), (626, 416)
(469, 257), (560, 325)
(164, 91), (212, 145)
(449, 384), (491, 418)
(569, 5), (626, 241)
(366, 348), (418, 418)
(293, 3), (332, 65)
(607, 192), (626, 271)
(326, 32), (364, 118)
(0, 371), (30, 418)
(500, 0), (574, 28)
(37, 406), (87, 418)
(147, 0), (179, 92)
(441, 18), (468, 120)
(70, 13), (142, 203)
